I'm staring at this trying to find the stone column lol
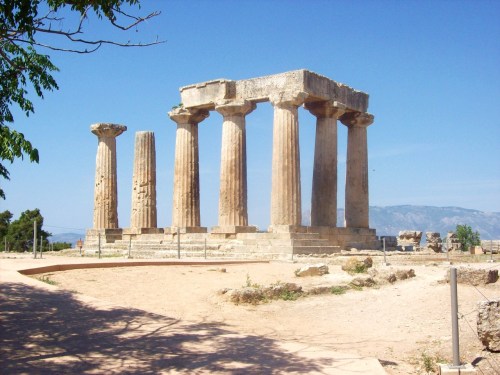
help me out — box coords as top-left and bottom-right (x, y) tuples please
(269, 92), (307, 231)
(305, 101), (346, 227)
(91, 123), (127, 229)
(168, 107), (209, 231)
(340, 112), (374, 228)
(130, 131), (157, 229)
(213, 100), (256, 233)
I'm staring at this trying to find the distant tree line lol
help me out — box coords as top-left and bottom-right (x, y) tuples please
(0, 209), (71, 252)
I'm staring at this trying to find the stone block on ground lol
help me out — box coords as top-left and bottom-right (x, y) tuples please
(454, 268), (499, 286)
(341, 257), (372, 274)
(477, 300), (500, 352)
(295, 263), (329, 277)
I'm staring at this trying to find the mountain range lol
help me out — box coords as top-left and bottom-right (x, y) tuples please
(358, 205), (499, 239)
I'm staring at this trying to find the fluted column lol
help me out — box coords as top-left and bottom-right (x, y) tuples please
(340, 112), (374, 228)
(305, 101), (346, 227)
(130, 131), (157, 229)
(168, 107), (209, 230)
(214, 100), (256, 233)
(269, 92), (307, 230)
(91, 123), (127, 229)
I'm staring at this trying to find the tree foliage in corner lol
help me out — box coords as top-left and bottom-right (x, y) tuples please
(455, 224), (481, 251)
(0, 0), (161, 199)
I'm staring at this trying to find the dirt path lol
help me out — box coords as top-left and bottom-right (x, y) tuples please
(39, 258), (499, 374)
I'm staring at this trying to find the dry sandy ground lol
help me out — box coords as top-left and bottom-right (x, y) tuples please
(37, 255), (499, 375)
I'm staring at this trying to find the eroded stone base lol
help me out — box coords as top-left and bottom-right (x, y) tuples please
(84, 228), (123, 247)
(83, 225), (379, 258)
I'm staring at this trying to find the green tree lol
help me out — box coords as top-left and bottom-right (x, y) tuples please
(0, 209), (13, 240)
(6, 208), (51, 251)
(51, 241), (72, 251)
(1, 0), (161, 199)
(455, 224), (481, 251)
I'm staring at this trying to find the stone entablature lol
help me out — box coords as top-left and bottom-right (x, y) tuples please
(179, 70), (368, 113)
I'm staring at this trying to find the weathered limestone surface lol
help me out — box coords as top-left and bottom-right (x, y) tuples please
(169, 107), (209, 229)
(340, 112), (374, 228)
(477, 300), (500, 352)
(130, 131), (157, 229)
(446, 232), (462, 251)
(269, 92), (307, 229)
(180, 70), (368, 113)
(91, 123), (127, 229)
(215, 100), (255, 231)
(306, 101), (345, 227)
(397, 230), (422, 248)
(425, 232), (442, 252)
(295, 263), (329, 277)
(455, 267), (499, 286)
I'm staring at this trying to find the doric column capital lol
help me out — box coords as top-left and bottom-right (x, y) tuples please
(168, 107), (209, 125)
(91, 123), (127, 138)
(215, 99), (256, 117)
(340, 112), (374, 128)
(305, 100), (346, 119)
(269, 91), (308, 108)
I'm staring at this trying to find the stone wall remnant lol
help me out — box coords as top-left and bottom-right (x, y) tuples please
(397, 230), (422, 249)
(446, 232), (462, 251)
(425, 232), (442, 252)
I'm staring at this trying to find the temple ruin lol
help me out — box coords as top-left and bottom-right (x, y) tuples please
(84, 70), (380, 257)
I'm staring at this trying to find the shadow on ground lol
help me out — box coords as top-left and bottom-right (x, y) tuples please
(0, 282), (335, 374)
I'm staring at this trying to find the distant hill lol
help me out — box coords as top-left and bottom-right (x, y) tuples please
(50, 232), (84, 247)
(338, 205), (500, 239)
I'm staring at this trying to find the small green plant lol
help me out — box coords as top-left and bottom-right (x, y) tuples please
(421, 352), (436, 373)
(353, 263), (367, 273)
(330, 286), (347, 295)
(342, 257), (368, 275)
(279, 290), (300, 301)
(245, 273), (260, 288)
(349, 283), (363, 291)
(171, 102), (183, 110)
(38, 275), (57, 285)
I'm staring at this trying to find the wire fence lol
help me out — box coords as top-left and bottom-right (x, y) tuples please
(453, 265), (500, 374)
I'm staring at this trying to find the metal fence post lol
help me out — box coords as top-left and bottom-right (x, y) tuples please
(40, 235), (43, 258)
(204, 237), (207, 259)
(98, 232), (101, 259)
(449, 267), (461, 368)
(128, 237), (132, 259)
(33, 220), (37, 259)
(383, 238), (387, 265)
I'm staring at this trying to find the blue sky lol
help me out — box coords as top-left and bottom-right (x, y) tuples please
(2, 0), (499, 234)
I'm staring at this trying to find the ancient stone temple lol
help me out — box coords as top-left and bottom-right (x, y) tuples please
(84, 70), (380, 257)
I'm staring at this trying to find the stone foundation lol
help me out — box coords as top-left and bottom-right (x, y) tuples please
(84, 226), (379, 258)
